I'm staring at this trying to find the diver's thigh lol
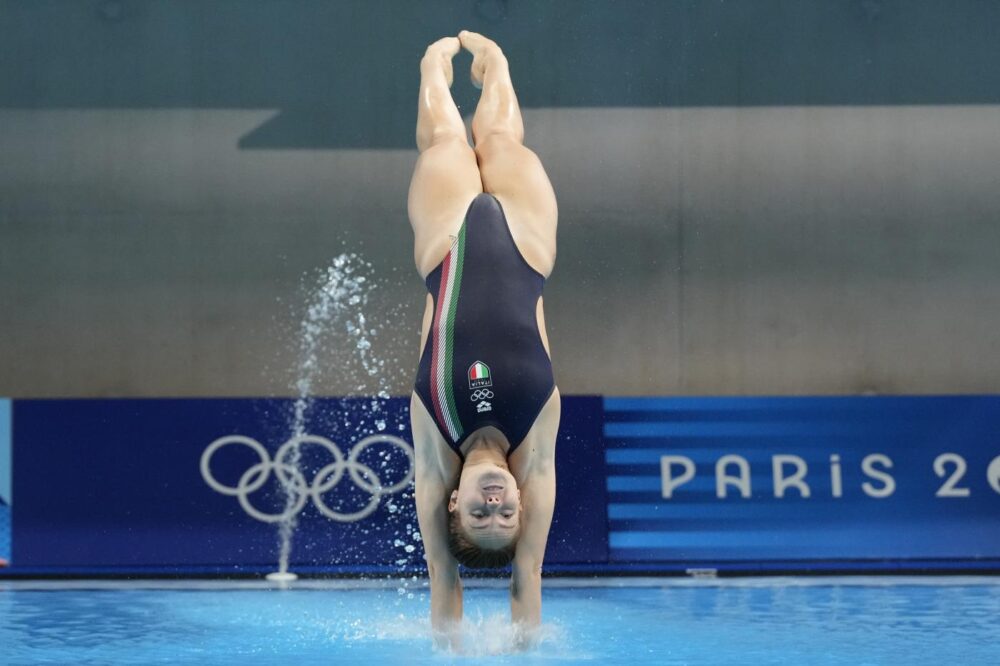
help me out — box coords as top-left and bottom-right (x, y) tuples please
(474, 134), (557, 272)
(408, 138), (483, 276)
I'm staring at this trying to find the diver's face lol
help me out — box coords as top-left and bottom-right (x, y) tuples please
(449, 464), (521, 548)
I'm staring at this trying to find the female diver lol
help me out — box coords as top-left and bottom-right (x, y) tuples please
(408, 31), (560, 644)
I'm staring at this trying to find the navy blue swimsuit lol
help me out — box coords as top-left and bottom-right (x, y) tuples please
(413, 193), (555, 459)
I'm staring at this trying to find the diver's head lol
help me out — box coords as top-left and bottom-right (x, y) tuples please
(446, 460), (521, 568)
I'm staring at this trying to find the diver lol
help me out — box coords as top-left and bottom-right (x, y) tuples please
(408, 31), (560, 647)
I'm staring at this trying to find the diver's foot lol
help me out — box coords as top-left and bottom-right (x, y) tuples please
(422, 36), (461, 87)
(458, 30), (504, 89)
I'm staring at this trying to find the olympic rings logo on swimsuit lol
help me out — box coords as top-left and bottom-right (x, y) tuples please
(470, 389), (494, 401)
(200, 433), (414, 524)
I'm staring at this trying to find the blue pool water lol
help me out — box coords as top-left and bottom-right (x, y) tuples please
(1, 577), (998, 665)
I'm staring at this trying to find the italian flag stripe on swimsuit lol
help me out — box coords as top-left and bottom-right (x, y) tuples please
(430, 222), (466, 442)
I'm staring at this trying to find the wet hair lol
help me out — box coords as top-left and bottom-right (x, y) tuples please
(446, 503), (518, 569)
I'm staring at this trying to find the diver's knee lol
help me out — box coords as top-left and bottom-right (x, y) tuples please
(417, 130), (472, 156)
(473, 129), (525, 158)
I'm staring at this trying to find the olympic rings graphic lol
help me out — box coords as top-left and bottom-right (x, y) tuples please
(200, 433), (414, 523)
(470, 389), (494, 401)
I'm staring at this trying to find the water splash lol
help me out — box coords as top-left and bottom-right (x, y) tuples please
(276, 253), (380, 576)
(270, 253), (422, 602)
(437, 613), (567, 657)
(315, 609), (566, 657)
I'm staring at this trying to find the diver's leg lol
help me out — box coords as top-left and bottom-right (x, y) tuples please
(409, 37), (483, 277)
(459, 31), (557, 276)
(415, 36), (465, 152)
(463, 31), (523, 145)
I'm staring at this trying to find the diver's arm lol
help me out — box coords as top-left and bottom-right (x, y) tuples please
(411, 390), (465, 646)
(508, 389), (559, 629)
(414, 466), (463, 641)
(509, 456), (555, 629)
(510, 552), (543, 628)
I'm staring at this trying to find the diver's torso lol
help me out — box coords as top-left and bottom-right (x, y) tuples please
(413, 193), (555, 456)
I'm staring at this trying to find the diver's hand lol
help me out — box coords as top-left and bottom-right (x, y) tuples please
(431, 621), (462, 653)
(511, 621), (542, 652)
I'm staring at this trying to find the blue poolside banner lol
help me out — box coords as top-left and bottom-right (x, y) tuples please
(604, 396), (1000, 567)
(6, 396), (606, 574)
(2, 394), (999, 575)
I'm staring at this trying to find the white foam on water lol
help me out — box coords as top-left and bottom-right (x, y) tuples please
(448, 613), (570, 657)
(316, 611), (582, 660)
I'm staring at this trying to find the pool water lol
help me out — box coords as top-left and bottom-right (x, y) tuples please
(1, 577), (997, 665)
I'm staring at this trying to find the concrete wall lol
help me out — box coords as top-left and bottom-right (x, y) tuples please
(2, 1), (999, 397)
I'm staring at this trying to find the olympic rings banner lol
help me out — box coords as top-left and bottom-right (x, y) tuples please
(1, 395), (998, 575)
(5, 396), (606, 574)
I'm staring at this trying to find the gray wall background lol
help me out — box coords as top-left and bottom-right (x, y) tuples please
(2, 0), (998, 398)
